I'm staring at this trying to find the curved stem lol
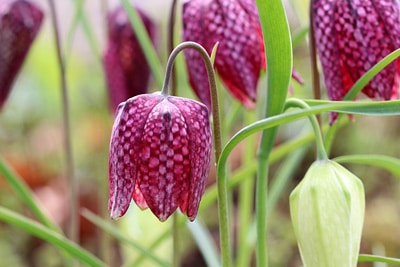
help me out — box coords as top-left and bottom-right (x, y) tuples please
(48, 0), (78, 247)
(285, 98), (328, 160)
(161, 41), (230, 267)
(167, 2), (179, 266)
(168, 0), (178, 96)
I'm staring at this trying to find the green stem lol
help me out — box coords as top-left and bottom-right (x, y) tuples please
(48, 0), (78, 247)
(236, 111), (256, 267)
(168, 0), (178, 96)
(309, 4), (322, 125)
(172, 213), (179, 267)
(284, 99), (327, 160)
(161, 41), (230, 267)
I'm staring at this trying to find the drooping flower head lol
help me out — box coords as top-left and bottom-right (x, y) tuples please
(0, 0), (43, 109)
(182, 0), (264, 109)
(103, 5), (156, 112)
(182, 0), (303, 110)
(312, 0), (400, 122)
(108, 93), (212, 221)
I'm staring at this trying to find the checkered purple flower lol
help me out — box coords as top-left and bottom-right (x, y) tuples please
(108, 93), (212, 221)
(312, 0), (400, 122)
(103, 5), (156, 112)
(0, 0), (43, 109)
(182, 0), (303, 110)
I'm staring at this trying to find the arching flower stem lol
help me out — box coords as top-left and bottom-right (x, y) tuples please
(161, 41), (231, 267)
(284, 98), (328, 161)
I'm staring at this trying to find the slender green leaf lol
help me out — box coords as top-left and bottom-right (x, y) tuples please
(66, 0), (101, 60)
(218, 100), (400, 185)
(292, 27), (309, 48)
(81, 209), (171, 267)
(359, 254), (400, 265)
(324, 48), (400, 154)
(305, 99), (400, 115)
(0, 207), (105, 267)
(334, 154), (400, 178)
(0, 157), (60, 232)
(121, 0), (164, 88)
(255, 1), (293, 265)
(256, 0), (292, 117)
(344, 48), (400, 101)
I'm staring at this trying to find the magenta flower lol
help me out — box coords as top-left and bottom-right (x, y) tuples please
(312, 0), (400, 121)
(182, 0), (303, 110)
(108, 93), (212, 221)
(103, 5), (156, 112)
(0, 0), (43, 109)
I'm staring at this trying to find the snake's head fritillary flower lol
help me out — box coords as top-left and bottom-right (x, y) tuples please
(290, 160), (365, 267)
(108, 93), (212, 221)
(0, 0), (43, 109)
(103, 5), (156, 112)
(182, 0), (303, 110)
(312, 0), (400, 123)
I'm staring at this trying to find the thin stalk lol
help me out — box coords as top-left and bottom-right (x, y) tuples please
(168, 0), (178, 96)
(172, 213), (179, 267)
(48, 0), (79, 248)
(161, 41), (230, 267)
(167, 2), (179, 265)
(254, 153), (270, 267)
(236, 111), (256, 267)
(284, 99), (327, 160)
(309, 2), (322, 125)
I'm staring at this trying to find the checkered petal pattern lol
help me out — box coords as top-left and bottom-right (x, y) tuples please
(312, 0), (400, 122)
(108, 93), (212, 221)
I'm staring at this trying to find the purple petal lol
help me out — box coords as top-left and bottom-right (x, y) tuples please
(108, 94), (163, 219)
(169, 97), (212, 221)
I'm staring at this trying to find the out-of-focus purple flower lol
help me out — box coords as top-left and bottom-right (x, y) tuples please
(103, 5), (156, 112)
(182, 0), (303, 110)
(312, 0), (400, 122)
(0, 0), (43, 109)
(108, 93), (212, 222)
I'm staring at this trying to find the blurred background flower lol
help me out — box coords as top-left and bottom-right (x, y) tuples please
(102, 4), (156, 113)
(0, 0), (43, 110)
(312, 0), (400, 122)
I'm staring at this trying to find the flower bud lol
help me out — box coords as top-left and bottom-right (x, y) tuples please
(290, 160), (365, 267)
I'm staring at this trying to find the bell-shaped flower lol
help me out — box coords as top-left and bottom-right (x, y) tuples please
(290, 160), (365, 267)
(108, 92), (212, 221)
(0, 0), (43, 109)
(103, 5), (156, 112)
(312, 0), (400, 122)
(182, 0), (302, 110)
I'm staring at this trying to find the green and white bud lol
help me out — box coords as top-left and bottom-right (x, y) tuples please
(290, 160), (365, 267)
